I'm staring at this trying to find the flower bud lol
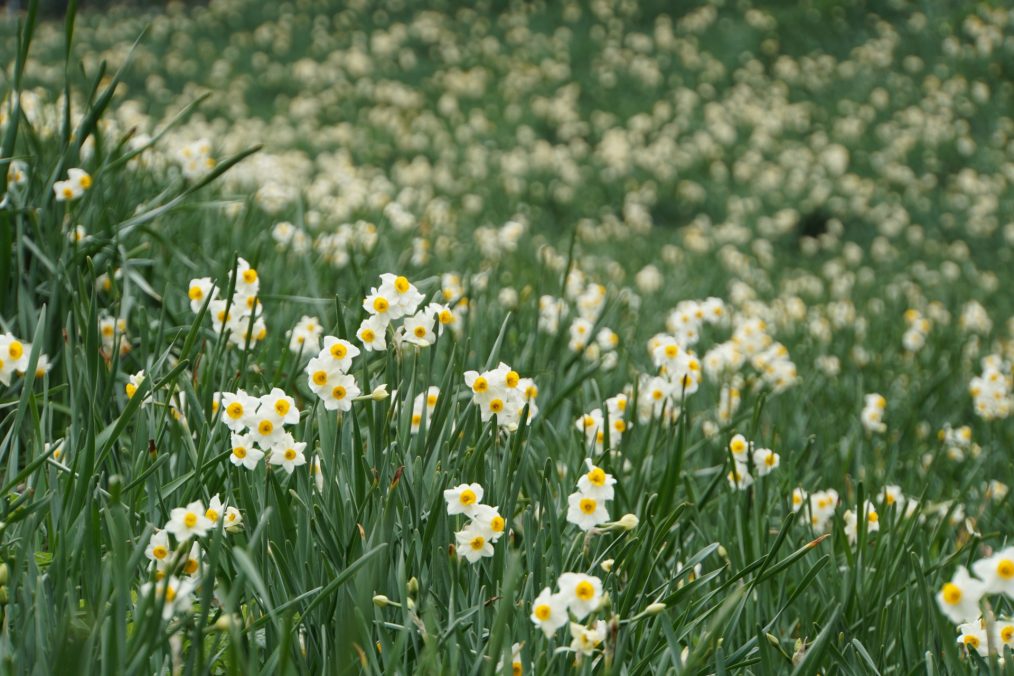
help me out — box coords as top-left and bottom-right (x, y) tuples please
(407, 577), (419, 596)
(600, 559), (614, 573)
(372, 595), (390, 608)
(645, 602), (666, 615)
(616, 513), (639, 530)
(370, 384), (390, 401)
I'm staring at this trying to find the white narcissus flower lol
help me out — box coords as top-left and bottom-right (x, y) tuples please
(187, 277), (217, 313)
(321, 372), (360, 412)
(955, 619), (990, 656)
(223, 506), (243, 530)
(728, 433), (749, 460)
(144, 530), (171, 564)
(570, 620), (607, 656)
(530, 587), (569, 637)
(557, 573), (603, 620)
(268, 434), (307, 474)
(220, 390), (256, 432)
(141, 575), (195, 620)
(260, 387), (300, 425)
(576, 459), (616, 501)
(727, 461), (753, 490)
(401, 310), (437, 347)
(229, 432), (263, 470)
(357, 315), (388, 351)
(752, 448), (780, 476)
(443, 483), (483, 516)
(205, 495), (227, 524)
(321, 336), (360, 371)
(306, 356), (343, 396)
(454, 523), (494, 563)
(566, 491), (610, 531)
(971, 547), (1014, 598)
(468, 504), (507, 543)
(166, 501), (213, 540)
(936, 566), (986, 624)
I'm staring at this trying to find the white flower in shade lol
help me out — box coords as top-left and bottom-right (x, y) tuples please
(220, 390), (256, 432)
(956, 619), (991, 656)
(843, 501), (880, 543)
(469, 504), (507, 542)
(223, 506), (243, 530)
(530, 587), (569, 637)
(289, 316), (323, 354)
(971, 547), (1014, 598)
(577, 459), (617, 501)
(454, 522), (494, 563)
(570, 620), (607, 656)
(144, 530), (171, 564)
(0, 333), (29, 383)
(936, 566), (987, 624)
(321, 336), (360, 371)
(443, 483), (483, 516)
(496, 642), (524, 676)
(181, 541), (202, 576)
(259, 388), (300, 425)
(752, 448), (780, 476)
(166, 501), (213, 540)
(234, 257), (259, 297)
(204, 495), (227, 524)
(187, 278), (217, 313)
(728, 434), (749, 460)
(557, 573), (603, 620)
(141, 575), (195, 619)
(876, 485), (906, 510)
(268, 434), (307, 474)
(566, 491), (610, 531)
(229, 432), (263, 470)
(727, 461), (754, 490)
(356, 315), (388, 351)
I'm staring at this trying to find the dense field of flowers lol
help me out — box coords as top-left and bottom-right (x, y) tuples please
(1, 0), (1013, 672)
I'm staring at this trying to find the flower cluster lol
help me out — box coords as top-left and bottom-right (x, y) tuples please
(902, 309), (931, 353)
(860, 393), (887, 434)
(53, 168), (92, 202)
(189, 257), (267, 349)
(969, 355), (1011, 420)
(220, 388), (306, 473)
(727, 433), (780, 490)
(937, 545), (1014, 656)
(576, 394), (628, 452)
(141, 495), (242, 618)
(464, 362), (538, 430)
(443, 483), (505, 564)
(288, 315), (324, 355)
(359, 273), (453, 350)
(175, 139), (216, 180)
(531, 572), (606, 658)
(409, 386), (440, 434)
(566, 459), (617, 531)
(305, 336), (361, 411)
(0, 331), (51, 385)
(791, 487), (840, 531)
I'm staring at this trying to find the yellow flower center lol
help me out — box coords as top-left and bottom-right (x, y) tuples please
(226, 402), (244, 419)
(152, 545), (168, 560)
(242, 269), (258, 284)
(184, 558), (199, 575)
(206, 509), (219, 522)
(330, 343), (348, 359)
(664, 344), (679, 358)
(165, 585), (177, 603)
(472, 377), (488, 393)
(361, 328), (376, 342)
(491, 515), (505, 533)
(188, 286), (203, 301)
(613, 420), (626, 432)
(941, 582), (962, 605)
(489, 399), (504, 413)
(506, 371), (520, 388)
(579, 497), (597, 515)
(427, 393), (438, 407)
(284, 448), (297, 461)
(963, 634), (980, 649)
(534, 604), (551, 621)
(332, 385), (347, 400)
(867, 511), (879, 523)
(257, 420), (274, 436)
(313, 370), (328, 386)
(183, 512), (198, 528)
(411, 413), (422, 426)
(274, 399), (290, 417)
(8, 341), (23, 359)
(575, 580), (595, 601)
(1001, 625), (1014, 642)
(459, 489), (476, 506)
(414, 326), (427, 338)
(439, 309), (454, 324)
(233, 446), (247, 459)
(62, 186), (75, 199)
(764, 452), (777, 466)
(587, 467), (606, 486)
(997, 559), (1014, 579)
(394, 276), (410, 293)
(373, 297), (389, 313)
(79, 174), (92, 189)
(125, 383), (137, 398)
(469, 535), (485, 551)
